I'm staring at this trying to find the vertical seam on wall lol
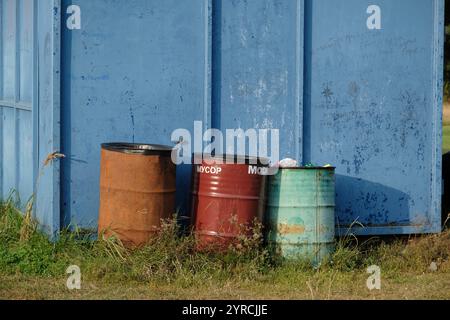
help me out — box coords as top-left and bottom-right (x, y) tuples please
(54, 0), (62, 232)
(295, 0), (304, 164)
(204, 0), (212, 131)
(0, 0), (4, 198)
(33, 0), (39, 200)
(302, 0), (312, 164)
(15, 0), (21, 199)
(59, 0), (66, 228)
(211, 0), (221, 131)
(431, 0), (444, 230)
(15, 0), (21, 103)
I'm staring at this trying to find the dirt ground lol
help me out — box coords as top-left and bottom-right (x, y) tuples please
(1, 271), (449, 300)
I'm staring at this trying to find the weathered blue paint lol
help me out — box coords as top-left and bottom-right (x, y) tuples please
(59, 0), (211, 229)
(216, 0), (443, 235)
(303, 0), (443, 235)
(213, 0), (304, 162)
(0, 0), (35, 206)
(1, 0), (212, 233)
(0, 0), (61, 236)
(0, 0), (444, 236)
(35, 0), (61, 236)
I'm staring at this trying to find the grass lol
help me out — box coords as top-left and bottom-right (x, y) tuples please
(443, 104), (450, 154)
(0, 197), (449, 300)
(444, 126), (450, 154)
(3, 106), (450, 300)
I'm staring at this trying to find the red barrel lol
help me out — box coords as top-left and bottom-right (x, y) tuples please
(191, 154), (268, 250)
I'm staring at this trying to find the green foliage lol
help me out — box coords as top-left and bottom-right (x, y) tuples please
(0, 200), (271, 284)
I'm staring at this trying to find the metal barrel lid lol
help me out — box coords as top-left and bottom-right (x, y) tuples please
(101, 143), (173, 155)
(192, 153), (270, 166)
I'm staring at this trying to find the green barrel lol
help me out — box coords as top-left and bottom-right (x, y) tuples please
(266, 167), (336, 264)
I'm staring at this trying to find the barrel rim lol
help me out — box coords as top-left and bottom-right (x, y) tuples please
(101, 142), (173, 155)
(277, 166), (336, 170)
(192, 153), (270, 166)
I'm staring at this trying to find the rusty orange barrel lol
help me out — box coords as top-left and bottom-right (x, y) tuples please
(191, 154), (268, 250)
(98, 143), (176, 247)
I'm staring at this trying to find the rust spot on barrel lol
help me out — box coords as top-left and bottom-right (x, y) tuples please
(278, 223), (305, 235)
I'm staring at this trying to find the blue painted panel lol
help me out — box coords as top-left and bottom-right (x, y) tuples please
(19, 0), (34, 103)
(17, 0), (34, 204)
(304, 0), (443, 234)
(35, 0), (61, 236)
(17, 109), (33, 202)
(215, 0), (304, 162)
(2, 0), (443, 237)
(0, 0), (34, 205)
(2, 0), (16, 101)
(1, 108), (16, 196)
(60, 0), (211, 228)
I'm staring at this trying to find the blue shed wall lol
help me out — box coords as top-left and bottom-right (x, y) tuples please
(212, 0), (304, 162)
(60, 0), (211, 228)
(213, 0), (443, 235)
(0, 0), (444, 236)
(0, 0), (35, 206)
(303, 0), (443, 234)
(35, 0), (61, 236)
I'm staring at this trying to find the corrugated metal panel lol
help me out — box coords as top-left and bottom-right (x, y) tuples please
(35, 0), (61, 236)
(215, 0), (443, 235)
(59, 0), (211, 229)
(0, 0), (34, 205)
(213, 0), (304, 161)
(0, 0), (444, 236)
(303, 0), (443, 234)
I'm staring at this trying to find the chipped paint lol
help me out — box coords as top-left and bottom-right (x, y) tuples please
(277, 223), (305, 235)
(1, 0), (443, 238)
(306, 0), (442, 235)
(267, 168), (335, 262)
(59, 0), (211, 229)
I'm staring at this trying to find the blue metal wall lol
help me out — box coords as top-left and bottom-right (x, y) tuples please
(209, 0), (443, 235)
(0, 0), (35, 206)
(0, 0), (444, 235)
(35, 0), (61, 235)
(60, 0), (211, 228)
(303, 0), (443, 234)
(212, 0), (304, 161)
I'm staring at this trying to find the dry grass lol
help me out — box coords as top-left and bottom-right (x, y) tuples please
(444, 103), (450, 126)
(1, 271), (449, 300)
(0, 198), (449, 300)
